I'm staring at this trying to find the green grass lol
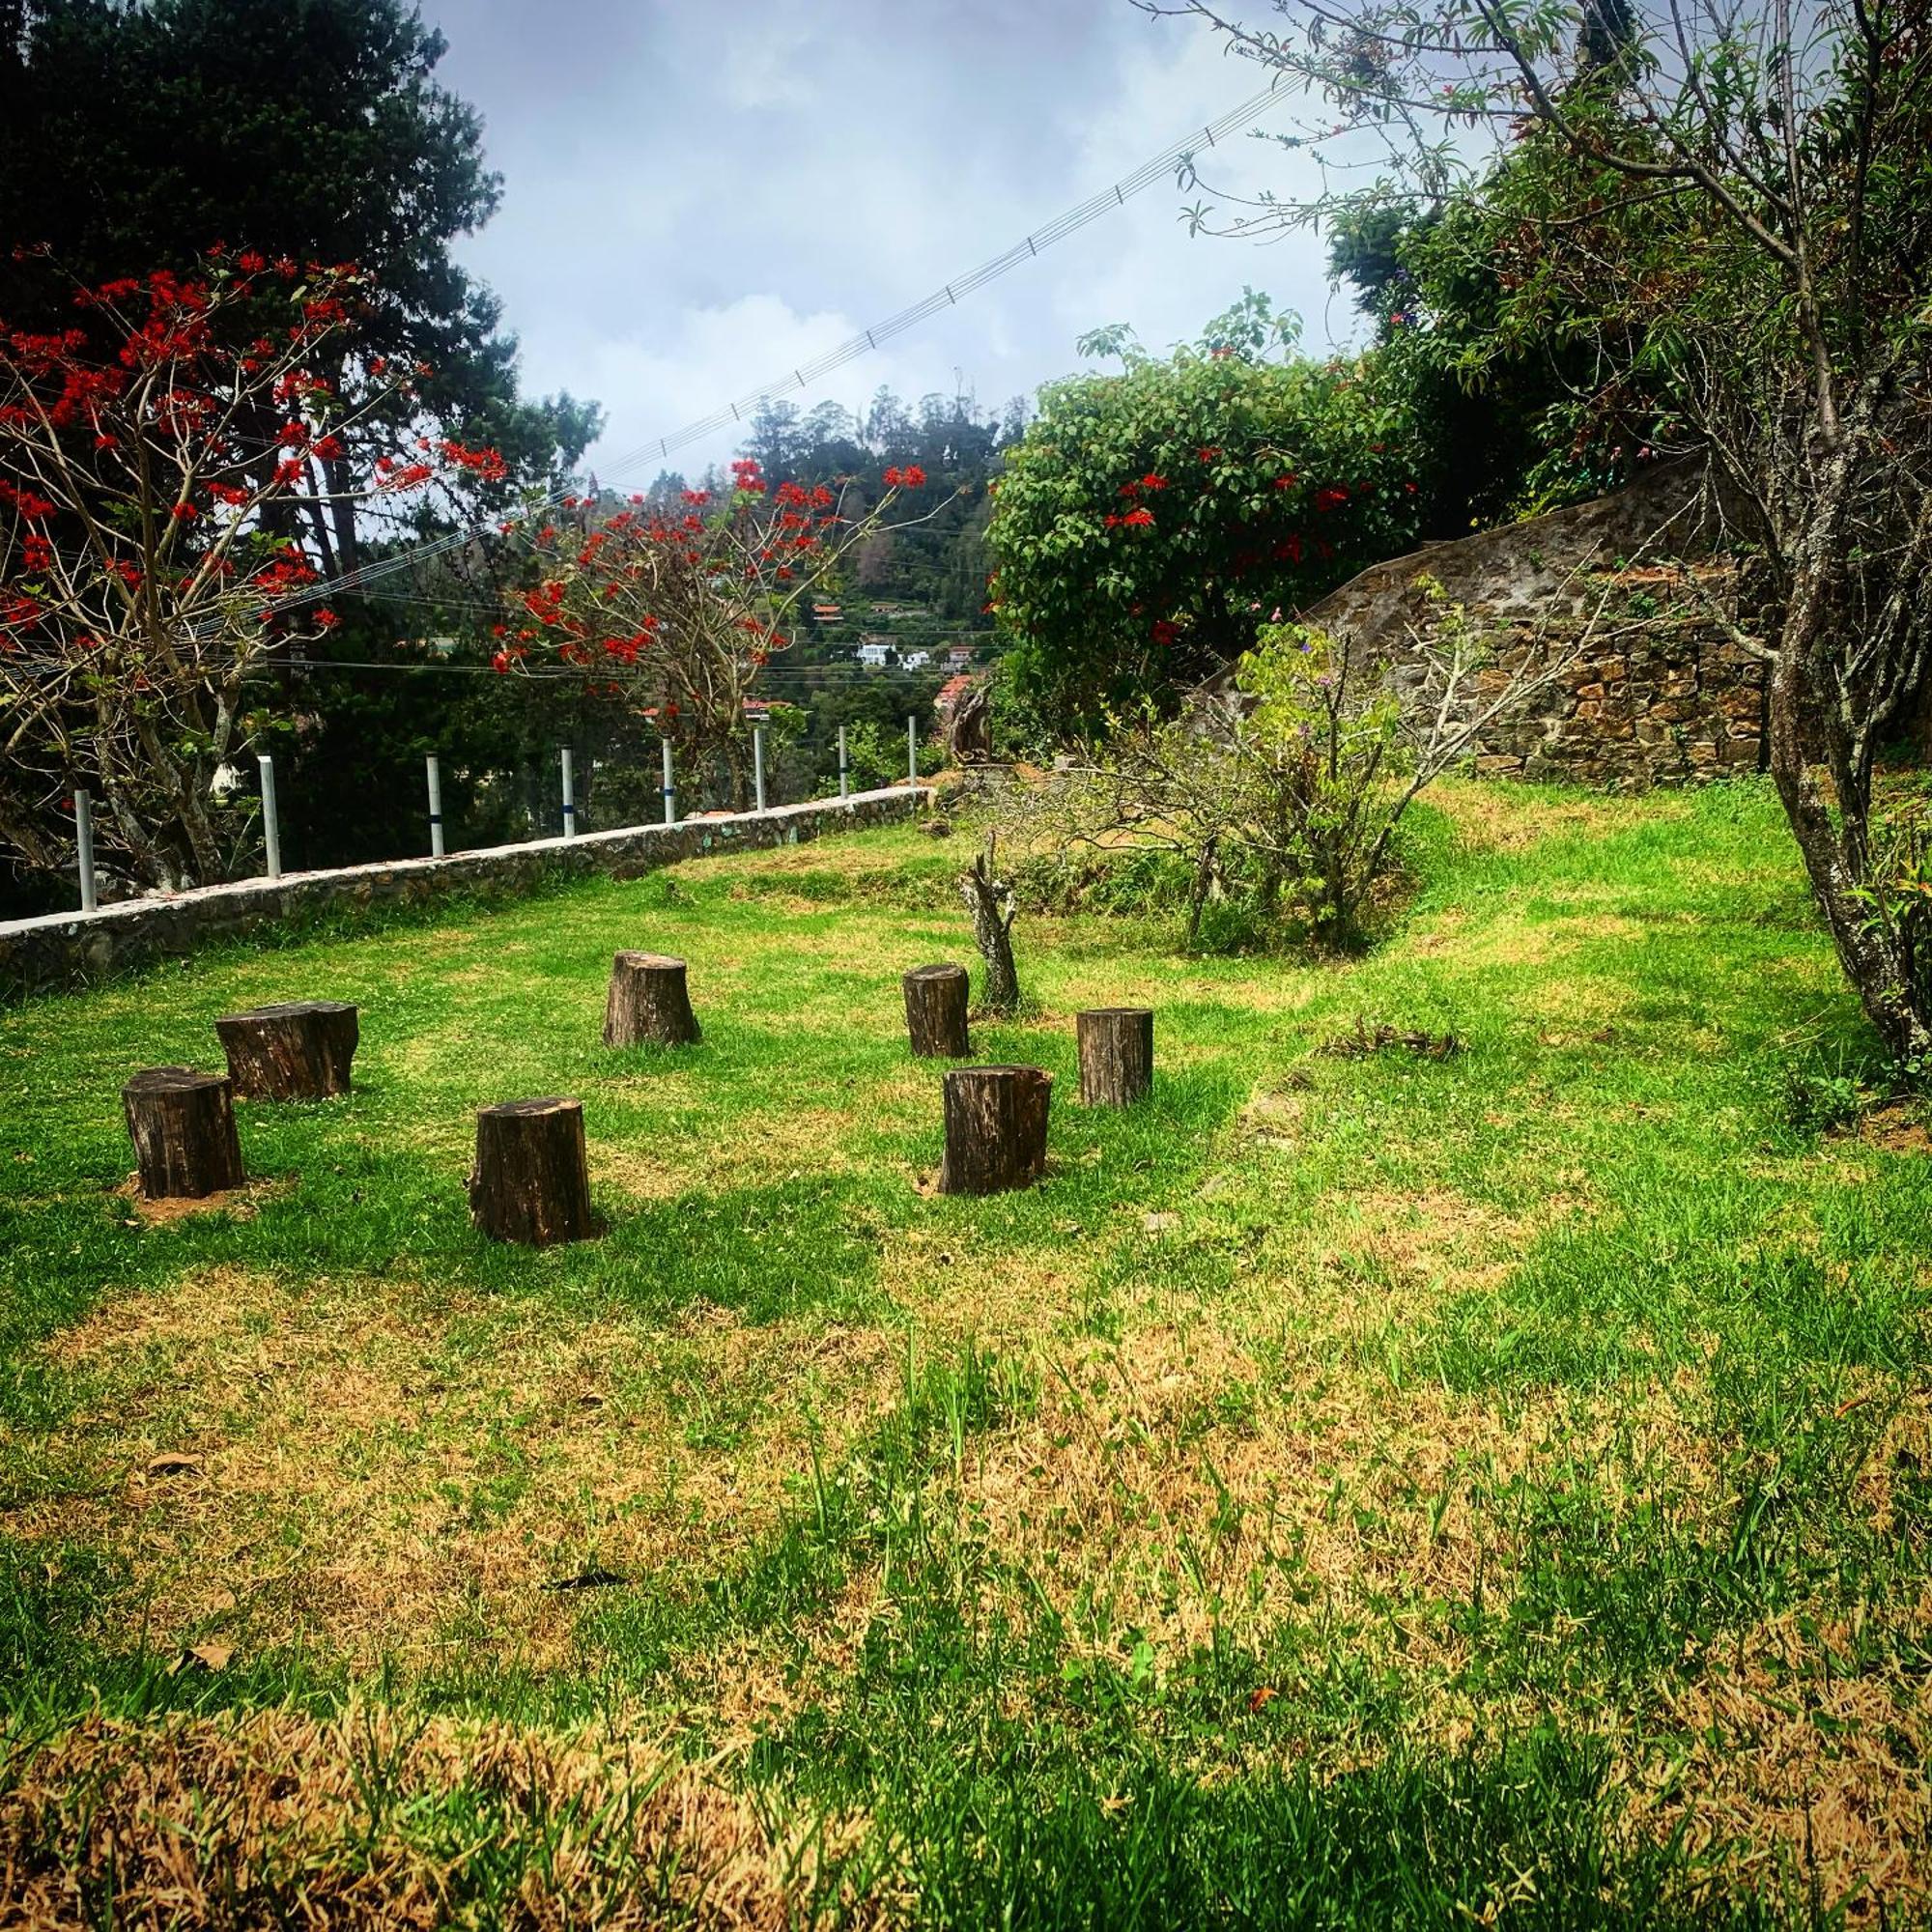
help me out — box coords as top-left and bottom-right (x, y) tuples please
(1, 776), (1927, 1926)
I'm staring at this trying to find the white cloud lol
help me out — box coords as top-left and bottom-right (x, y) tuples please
(430, 0), (1354, 475)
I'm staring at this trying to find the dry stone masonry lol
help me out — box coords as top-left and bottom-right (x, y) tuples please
(1301, 463), (1766, 789)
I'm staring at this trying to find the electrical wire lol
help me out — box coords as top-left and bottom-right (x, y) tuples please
(251, 76), (1293, 619)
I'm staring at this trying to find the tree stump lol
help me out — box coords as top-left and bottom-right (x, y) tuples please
(1077, 1008), (1154, 1106)
(122, 1067), (245, 1200)
(603, 952), (701, 1048)
(214, 1000), (358, 1099)
(469, 1097), (595, 1246)
(902, 963), (971, 1058)
(938, 1065), (1052, 1196)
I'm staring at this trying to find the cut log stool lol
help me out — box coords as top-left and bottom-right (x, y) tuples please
(938, 1065), (1052, 1196)
(902, 962), (971, 1058)
(122, 1067), (245, 1200)
(469, 1097), (595, 1246)
(1077, 1008), (1154, 1106)
(215, 1000), (358, 1099)
(604, 952), (701, 1048)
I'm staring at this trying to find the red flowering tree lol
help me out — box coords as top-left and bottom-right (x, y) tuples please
(986, 303), (1425, 738)
(0, 249), (505, 891)
(497, 459), (932, 807)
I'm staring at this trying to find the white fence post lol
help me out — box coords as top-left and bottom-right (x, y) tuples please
(753, 724), (767, 813)
(426, 754), (445, 858)
(258, 754), (282, 880)
(74, 787), (98, 913)
(662, 738), (677, 824)
(560, 748), (576, 838)
(907, 714), (918, 786)
(838, 724), (849, 801)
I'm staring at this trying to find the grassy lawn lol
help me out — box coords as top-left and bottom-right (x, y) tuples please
(2, 777), (1929, 1926)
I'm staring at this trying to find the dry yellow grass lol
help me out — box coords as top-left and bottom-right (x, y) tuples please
(13, 1269), (904, 1669)
(0, 1707), (897, 1930)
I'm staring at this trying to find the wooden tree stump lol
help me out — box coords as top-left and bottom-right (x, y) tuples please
(603, 952), (701, 1048)
(214, 1001), (358, 1099)
(1077, 1008), (1154, 1106)
(902, 963), (971, 1058)
(469, 1097), (595, 1246)
(122, 1067), (245, 1200)
(938, 1065), (1052, 1196)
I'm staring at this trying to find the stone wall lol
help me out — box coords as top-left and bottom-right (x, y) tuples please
(1300, 462), (1766, 788)
(0, 786), (931, 1000)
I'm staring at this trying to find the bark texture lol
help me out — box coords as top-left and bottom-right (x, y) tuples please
(902, 963), (972, 1058)
(603, 952), (702, 1048)
(122, 1066), (244, 1200)
(937, 1065), (1052, 1196)
(959, 836), (1021, 1015)
(469, 1097), (595, 1247)
(214, 1001), (358, 1100)
(1077, 1008), (1154, 1106)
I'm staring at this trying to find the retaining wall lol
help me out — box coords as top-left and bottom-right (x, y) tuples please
(1, 785), (931, 999)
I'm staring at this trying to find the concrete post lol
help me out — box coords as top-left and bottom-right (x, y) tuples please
(74, 788), (98, 913)
(258, 754), (282, 880)
(426, 754), (445, 858)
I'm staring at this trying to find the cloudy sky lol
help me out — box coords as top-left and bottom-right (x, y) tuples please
(426, 1), (1362, 484)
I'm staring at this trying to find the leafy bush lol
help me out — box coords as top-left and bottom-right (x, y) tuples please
(986, 294), (1427, 738)
(1781, 1068), (1865, 1135)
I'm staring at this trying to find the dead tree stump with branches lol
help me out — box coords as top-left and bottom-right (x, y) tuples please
(959, 834), (1022, 1015)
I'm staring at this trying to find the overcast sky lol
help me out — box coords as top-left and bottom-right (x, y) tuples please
(426, 1), (1360, 484)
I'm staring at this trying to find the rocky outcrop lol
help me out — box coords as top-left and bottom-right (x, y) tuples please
(1296, 462), (1765, 788)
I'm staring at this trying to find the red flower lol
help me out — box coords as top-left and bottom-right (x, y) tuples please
(1121, 506), (1155, 528)
(1151, 619), (1179, 646)
(170, 501), (198, 521)
(900, 464), (925, 489)
(1197, 446), (1220, 463)
(315, 608), (340, 629)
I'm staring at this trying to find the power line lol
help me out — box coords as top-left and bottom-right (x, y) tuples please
(254, 77), (1294, 620)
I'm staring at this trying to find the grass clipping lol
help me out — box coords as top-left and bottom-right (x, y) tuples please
(0, 1708), (892, 1929)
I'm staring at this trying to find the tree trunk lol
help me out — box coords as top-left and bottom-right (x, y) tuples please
(469, 1097), (595, 1246)
(1077, 1008), (1154, 1106)
(959, 836), (1021, 1015)
(122, 1067), (245, 1200)
(938, 1065), (1052, 1196)
(214, 1001), (358, 1099)
(603, 952), (702, 1048)
(902, 963), (972, 1058)
(1767, 544), (1932, 1064)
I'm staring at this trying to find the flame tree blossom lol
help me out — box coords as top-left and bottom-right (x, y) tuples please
(0, 249), (506, 891)
(495, 465), (946, 809)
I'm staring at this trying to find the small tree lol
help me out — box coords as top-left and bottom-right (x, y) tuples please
(0, 251), (504, 891)
(1073, 582), (1587, 949)
(496, 462), (937, 809)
